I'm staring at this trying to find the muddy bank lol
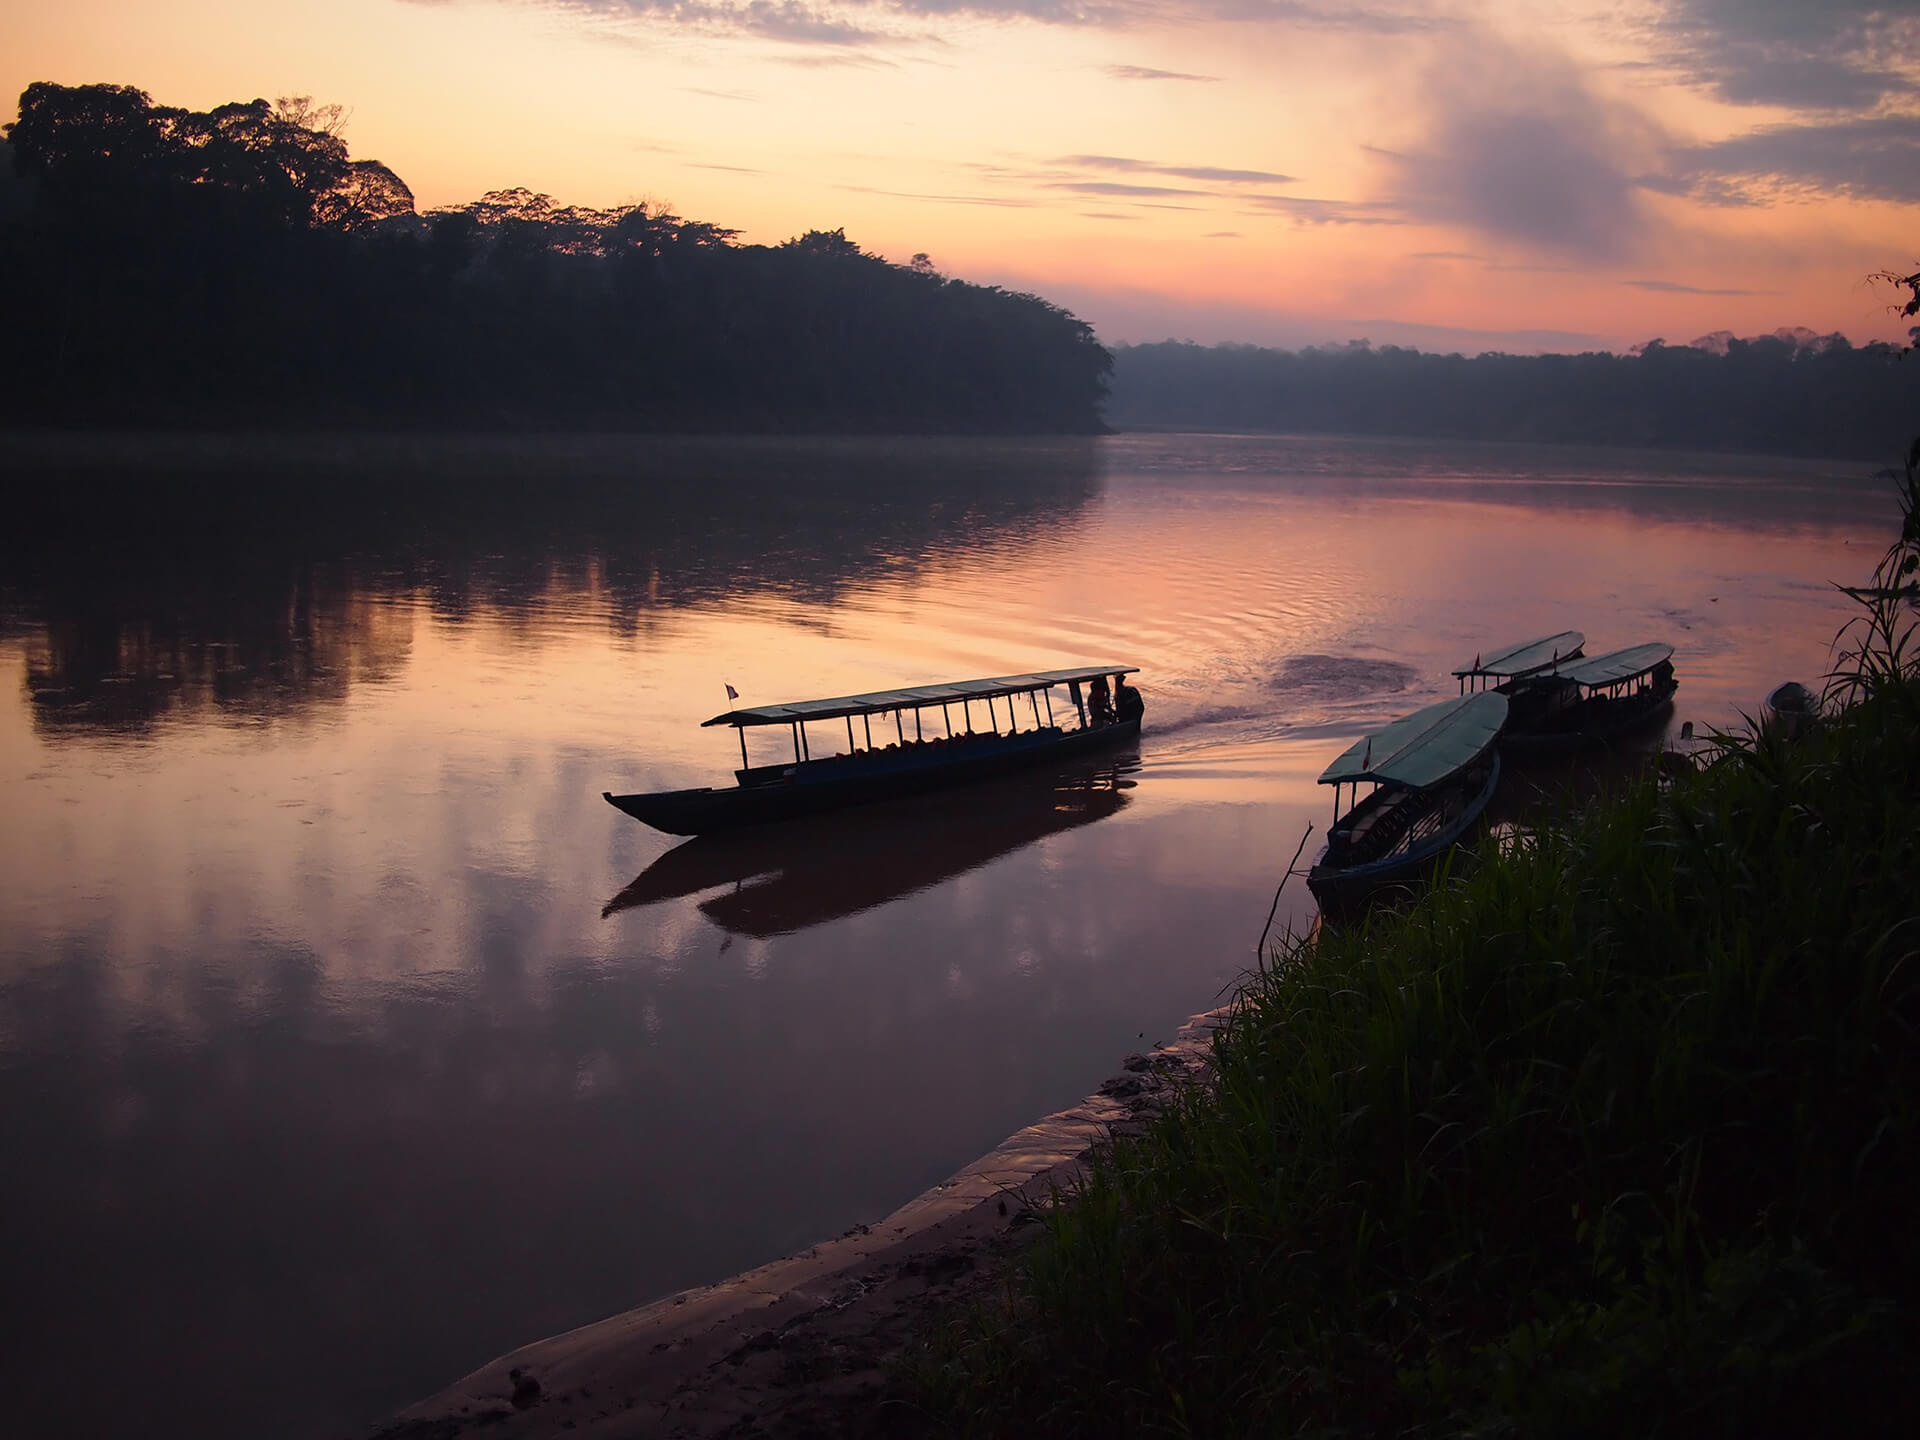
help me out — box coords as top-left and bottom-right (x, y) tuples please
(372, 1009), (1229, 1438)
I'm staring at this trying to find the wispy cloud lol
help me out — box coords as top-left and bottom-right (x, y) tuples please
(1103, 64), (1219, 83)
(1246, 194), (1404, 225)
(1623, 278), (1781, 296)
(1047, 180), (1210, 197)
(1058, 154), (1297, 185)
(434, 0), (1457, 48)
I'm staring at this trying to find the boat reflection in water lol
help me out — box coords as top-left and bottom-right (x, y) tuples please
(605, 756), (1138, 938)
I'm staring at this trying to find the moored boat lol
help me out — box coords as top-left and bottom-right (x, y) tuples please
(1501, 642), (1677, 753)
(1454, 631), (1585, 694)
(604, 665), (1143, 835)
(1307, 691), (1508, 915)
(1762, 680), (1818, 740)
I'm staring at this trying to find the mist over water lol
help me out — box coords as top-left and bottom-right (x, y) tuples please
(0, 433), (1894, 1439)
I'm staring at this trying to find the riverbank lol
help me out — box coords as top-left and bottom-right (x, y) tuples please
(372, 1011), (1230, 1438)
(912, 477), (1920, 1435)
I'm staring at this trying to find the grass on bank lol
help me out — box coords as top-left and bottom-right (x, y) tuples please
(911, 465), (1920, 1437)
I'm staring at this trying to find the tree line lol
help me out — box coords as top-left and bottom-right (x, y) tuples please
(0, 82), (1112, 433)
(1108, 333), (1920, 459)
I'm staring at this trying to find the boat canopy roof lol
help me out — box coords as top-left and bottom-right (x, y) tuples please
(1319, 691), (1508, 789)
(1454, 631), (1584, 680)
(702, 664), (1139, 729)
(1561, 643), (1673, 688)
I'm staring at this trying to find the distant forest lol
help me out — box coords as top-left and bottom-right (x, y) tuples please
(0, 82), (1111, 433)
(1108, 335), (1920, 459)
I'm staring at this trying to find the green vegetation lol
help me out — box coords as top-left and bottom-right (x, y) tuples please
(0, 82), (1111, 432)
(916, 466), (1920, 1435)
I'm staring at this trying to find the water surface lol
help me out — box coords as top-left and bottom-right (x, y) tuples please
(0, 432), (1895, 1438)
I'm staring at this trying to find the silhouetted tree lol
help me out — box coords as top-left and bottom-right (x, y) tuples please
(0, 81), (1110, 433)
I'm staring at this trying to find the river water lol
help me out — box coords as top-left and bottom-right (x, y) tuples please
(0, 432), (1897, 1438)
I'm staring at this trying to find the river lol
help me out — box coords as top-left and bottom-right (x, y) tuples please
(0, 431), (1896, 1438)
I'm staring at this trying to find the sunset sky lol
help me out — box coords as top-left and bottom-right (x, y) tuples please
(8, 0), (1919, 351)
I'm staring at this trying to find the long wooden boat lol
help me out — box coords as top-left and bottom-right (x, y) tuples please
(1501, 642), (1677, 754)
(1454, 631), (1585, 694)
(1307, 691), (1508, 915)
(604, 665), (1142, 835)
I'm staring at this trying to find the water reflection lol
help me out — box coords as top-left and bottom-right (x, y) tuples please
(2, 435), (1101, 737)
(606, 757), (1138, 937)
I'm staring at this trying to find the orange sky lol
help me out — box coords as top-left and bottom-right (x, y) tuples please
(6, 0), (1918, 350)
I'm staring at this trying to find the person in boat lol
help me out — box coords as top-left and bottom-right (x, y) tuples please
(1113, 672), (1143, 723)
(1088, 675), (1115, 727)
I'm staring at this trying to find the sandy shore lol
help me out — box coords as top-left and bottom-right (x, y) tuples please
(371, 1008), (1228, 1438)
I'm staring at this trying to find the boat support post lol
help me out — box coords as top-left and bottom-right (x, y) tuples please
(738, 726), (749, 772)
(791, 722), (801, 764)
(1069, 681), (1087, 728)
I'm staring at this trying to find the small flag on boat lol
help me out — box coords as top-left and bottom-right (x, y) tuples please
(725, 683), (739, 701)
(1473, 652), (1481, 670)
(1362, 737), (1372, 769)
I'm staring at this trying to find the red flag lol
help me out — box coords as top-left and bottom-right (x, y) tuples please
(1362, 737), (1372, 769)
(725, 683), (739, 701)
(1473, 652), (1481, 670)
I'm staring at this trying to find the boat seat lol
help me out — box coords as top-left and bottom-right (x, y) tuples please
(1345, 789), (1421, 861)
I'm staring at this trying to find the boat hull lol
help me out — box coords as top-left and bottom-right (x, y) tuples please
(1308, 751), (1501, 915)
(605, 718), (1141, 835)
(1502, 675), (1678, 755)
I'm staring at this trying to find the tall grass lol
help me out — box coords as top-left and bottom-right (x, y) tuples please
(915, 470), (1920, 1436)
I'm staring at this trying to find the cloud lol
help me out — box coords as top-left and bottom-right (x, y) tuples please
(1663, 113), (1920, 205)
(1246, 194), (1404, 225)
(1203, 230), (1243, 237)
(1646, 0), (1920, 112)
(1373, 38), (1664, 261)
(534, 0), (885, 45)
(1103, 65), (1219, 83)
(447, 0), (1456, 48)
(1409, 249), (1479, 260)
(1058, 154), (1297, 184)
(1623, 278), (1781, 296)
(1047, 180), (1210, 196)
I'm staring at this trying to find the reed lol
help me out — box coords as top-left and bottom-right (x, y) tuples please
(910, 471), (1920, 1436)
